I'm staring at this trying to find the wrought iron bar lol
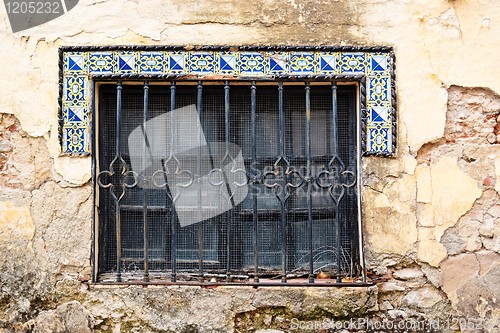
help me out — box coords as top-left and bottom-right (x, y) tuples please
(278, 82), (287, 283)
(224, 81), (232, 280)
(305, 81), (314, 283)
(142, 81), (150, 282)
(115, 81), (123, 282)
(197, 80), (204, 281)
(251, 80), (259, 282)
(331, 82), (342, 283)
(170, 81), (177, 282)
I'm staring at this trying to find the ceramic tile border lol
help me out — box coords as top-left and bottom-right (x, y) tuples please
(58, 46), (396, 156)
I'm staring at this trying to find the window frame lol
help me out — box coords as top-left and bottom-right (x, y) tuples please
(58, 46), (397, 286)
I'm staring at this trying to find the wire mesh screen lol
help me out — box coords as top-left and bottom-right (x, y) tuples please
(96, 81), (361, 284)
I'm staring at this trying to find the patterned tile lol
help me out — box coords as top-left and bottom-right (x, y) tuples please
(370, 54), (388, 73)
(168, 52), (186, 73)
(367, 76), (390, 102)
(289, 52), (315, 74)
(60, 48), (395, 156)
(318, 52), (338, 73)
(367, 126), (391, 153)
(88, 52), (115, 73)
(115, 52), (137, 73)
(340, 53), (367, 73)
(63, 126), (87, 154)
(219, 52), (236, 74)
(238, 52), (266, 75)
(369, 106), (389, 123)
(138, 52), (165, 73)
(188, 52), (216, 74)
(64, 75), (87, 102)
(64, 103), (87, 123)
(268, 52), (288, 74)
(65, 52), (87, 73)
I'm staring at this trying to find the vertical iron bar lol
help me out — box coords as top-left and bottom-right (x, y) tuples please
(305, 81), (314, 283)
(331, 82), (342, 283)
(91, 80), (97, 283)
(278, 82), (287, 283)
(142, 81), (149, 282)
(224, 81), (231, 280)
(115, 81), (123, 282)
(251, 80), (259, 283)
(197, 81), (204, 281)
(170, 81), (177, 282)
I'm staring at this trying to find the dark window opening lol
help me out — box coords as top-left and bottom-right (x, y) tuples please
(95, 81), (362, 285)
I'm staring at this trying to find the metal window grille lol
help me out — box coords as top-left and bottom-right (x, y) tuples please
(95, 80), (364, 285)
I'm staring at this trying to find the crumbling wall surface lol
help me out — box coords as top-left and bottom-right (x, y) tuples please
(1, 0), (500, 332)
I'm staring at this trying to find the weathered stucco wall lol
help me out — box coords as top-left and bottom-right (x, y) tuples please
(0, 0), (499, 332)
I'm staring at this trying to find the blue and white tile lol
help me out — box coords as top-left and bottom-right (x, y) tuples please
(369, 53), (389, 73)
(63, 126), (88, 154)
(115, 52), (136, 73)
(64, 75), (87, 102)
(367, 126), (391, 153)
(318, 52), (338, 73)
(188, 52), (216, 74)
(219, 52), (236, 74)
(367, 76), (390, 102)
(138, 52), (165, 73)
(88, 52), (115, 73)
(237, 52), (266, 75)
(368, 106), (389, 123)
(167, 52), (186, 73)
(64, 103), (87, 123)
(289, 52), (315, 74)
(267, 52), (288, 74)
(340, 53), (367, 73)
(65, 52), (87, 73)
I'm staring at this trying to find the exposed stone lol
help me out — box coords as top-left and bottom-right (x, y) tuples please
(495, 158), (500, 193)
(440, 253), (479, 306)
(402, 287), (443, 309)
(417, 239), (448, 267)
(33, 301), (94, 333)
(379, 281), (405, 292)
(441, 227), (465, 255)
(431, 156), (482, 241)
(379, 300), (394, 311)
(393, 267), (424, 281)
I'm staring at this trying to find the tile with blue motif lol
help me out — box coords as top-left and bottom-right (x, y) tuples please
(367, 125), (391, 153)
(340, 53), (367, 73)
(167, 52), (186, 73)
(318, 52), (338, 73)
(63, 126), (88, 154)
(188, 52), (216, 74)
(267, 52), (288, 74)
(289, 52), (316, 74)
(64, 52), (87, 74)
(369, 53), (389, 74)
(115, 52), (137, 73)
(237, 52), (266, 75)
(219, 52), (236, 74)
(88, 52), (115, 73)
(367, 75), (390, 102)
(64, 75), (87, 102)
(64, 103), (87, 123)
(368, 106), (390, 123)
(137, 52), (165, 73)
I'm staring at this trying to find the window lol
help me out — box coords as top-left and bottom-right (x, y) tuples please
(95, 80), (362, 285)
(59, 46), (396, 285)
